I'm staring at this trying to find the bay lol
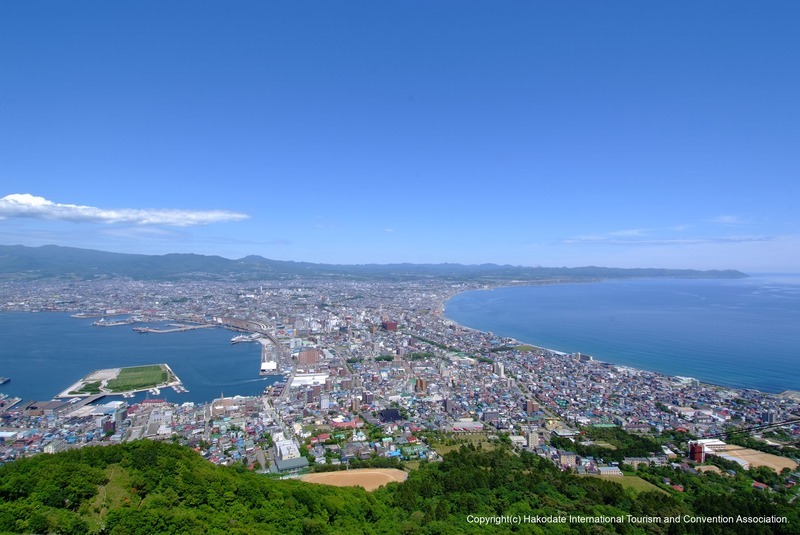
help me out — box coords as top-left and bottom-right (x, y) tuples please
(444, 275), (800, 393)
(0, 313), (278, 404)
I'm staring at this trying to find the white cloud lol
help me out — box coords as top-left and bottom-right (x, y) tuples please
(564, 235), (773, 246)
(668, 224), (691, 232)
(564, 222), (773, 247)
(708, 214), (747, 225)
(608, 228), (648, 237)
(0, 194), (249, 226)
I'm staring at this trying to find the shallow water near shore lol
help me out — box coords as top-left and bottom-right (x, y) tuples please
(444, 275), (800, 393)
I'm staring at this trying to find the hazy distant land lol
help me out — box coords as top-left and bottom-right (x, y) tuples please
(0, 244), (748, 282)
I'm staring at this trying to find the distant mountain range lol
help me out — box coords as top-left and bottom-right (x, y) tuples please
(0, 244), (748, 282)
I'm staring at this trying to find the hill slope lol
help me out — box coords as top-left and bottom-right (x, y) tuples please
(0, 441), (796, 534)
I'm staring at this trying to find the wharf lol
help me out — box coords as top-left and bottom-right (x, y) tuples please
(134, 324), (213, 334)
(93, 318), (137, 327)
(0, 396), (22, 413)
(72, 312), (127, 318)
(62, 394), (106, 409)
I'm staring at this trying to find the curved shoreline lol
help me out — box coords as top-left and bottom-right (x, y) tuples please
(440, 280), (795, 396)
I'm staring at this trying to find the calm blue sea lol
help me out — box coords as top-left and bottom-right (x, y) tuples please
(445, 275), (800, 394)
(0, 314), (279, 404)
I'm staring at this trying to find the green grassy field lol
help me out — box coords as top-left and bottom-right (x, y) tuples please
(428, 433), (500, 455)
(86, 465), (135, 530)
(591, 474), (667, 494)
(591, 441), (618, 449)
(71, 381), (102, 395)
(105, 365), (168, 392)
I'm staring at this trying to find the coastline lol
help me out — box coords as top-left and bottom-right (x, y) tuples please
(1, 279), (798, 478)
(441, 308), (735, 394)
(441, 279), (797, 396)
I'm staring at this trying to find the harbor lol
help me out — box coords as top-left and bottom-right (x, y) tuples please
(133, 323), (214, 334)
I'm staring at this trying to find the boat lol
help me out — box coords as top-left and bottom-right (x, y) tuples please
(0, 377), (9, 385)
(231, 333), (260, 344)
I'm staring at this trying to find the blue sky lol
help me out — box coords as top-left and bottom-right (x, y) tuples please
(1, 2), (798, 272)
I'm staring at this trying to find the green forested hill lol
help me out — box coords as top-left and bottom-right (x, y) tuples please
(0, 441), (796, 534)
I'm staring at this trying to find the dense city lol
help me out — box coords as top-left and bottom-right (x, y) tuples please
(1, 277), (799, 497)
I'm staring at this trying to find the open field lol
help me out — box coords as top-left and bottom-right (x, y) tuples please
(591, 475), (667, 494)
(301, 469), (408, 491)
(106, 365), (167, 392)
(427, 432), (501, 455)
(722, 447), (798, 472)
(58, 364), (181, 397)
(697, 465), (722, 474)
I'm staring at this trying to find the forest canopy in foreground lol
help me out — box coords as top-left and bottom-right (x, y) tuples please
(0, 440), (797, 534)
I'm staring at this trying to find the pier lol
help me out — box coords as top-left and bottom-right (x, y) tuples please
(52, 394), (107, 411)
(133, 324), (214, 334)
(0, 396), (21, 413)
(68, 393), (106, 408)
(93, 318), (137, 327)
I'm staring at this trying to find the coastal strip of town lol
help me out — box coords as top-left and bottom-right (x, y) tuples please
(0, 278), (798, 496)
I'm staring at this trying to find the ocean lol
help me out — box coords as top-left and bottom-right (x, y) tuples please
(0, 314), (279, 404)
(444, 275), (800, 394)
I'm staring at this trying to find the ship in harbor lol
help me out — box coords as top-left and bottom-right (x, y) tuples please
(231, 334), (260, 344)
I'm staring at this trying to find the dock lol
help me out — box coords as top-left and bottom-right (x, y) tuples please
(64, 394), (106, 408)
(0, 396), (22, 413)
(134, 324), (214, 334)
(93, 317), (137, 327)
